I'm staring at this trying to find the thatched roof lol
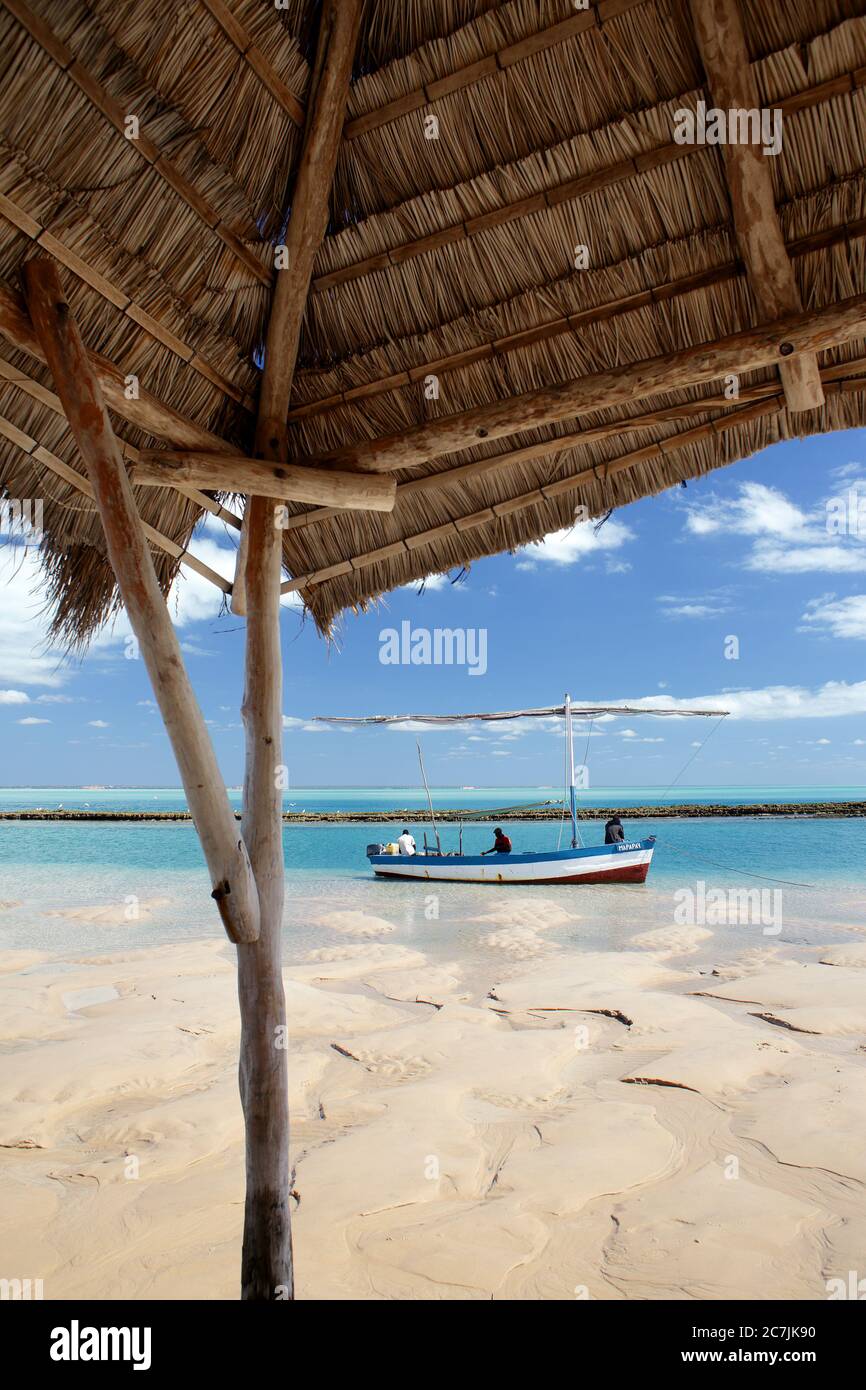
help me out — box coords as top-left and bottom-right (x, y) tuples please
(1, 0), (866, 641)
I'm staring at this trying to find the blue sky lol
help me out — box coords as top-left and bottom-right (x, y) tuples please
(2, 428), (866, 789)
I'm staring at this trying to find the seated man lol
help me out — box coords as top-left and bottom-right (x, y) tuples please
(481, 826), (512, 856)
(397, 828), (416, 856)
(604, 814), (625, 844)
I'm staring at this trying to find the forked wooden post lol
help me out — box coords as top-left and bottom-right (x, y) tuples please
(23, 257), (260, 947)
(235, 0), (362, 1300)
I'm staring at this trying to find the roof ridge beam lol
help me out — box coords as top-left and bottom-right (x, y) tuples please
(312, 63), (866, 294)
(315, 293), (866, 473)
(1, 0), (271, 286)
(343, 0), (648, 141)
(689, 0), (823, 413)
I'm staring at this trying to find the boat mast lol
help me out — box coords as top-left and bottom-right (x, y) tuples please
(417, 741), (441, 854)
(565, 692), (579, 849)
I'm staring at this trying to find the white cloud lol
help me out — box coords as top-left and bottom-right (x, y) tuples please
(683, 481), (866, 574)
(617, 682), (866, 720)
(748, 543), (866, 574)
(801, 595), (866, 639)
(88, 719), (109, 728)
(661, 602), (726, 618)
(400, 573), (450, 592)
(517, 518), (634, 567)
(282, 715), (328, 733)
(17, 716), (50, 725)
(684, 482), (808, 540)
(0, 689), (29, 704)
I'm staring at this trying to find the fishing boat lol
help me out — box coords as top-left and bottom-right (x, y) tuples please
(316, 695), (728, 886)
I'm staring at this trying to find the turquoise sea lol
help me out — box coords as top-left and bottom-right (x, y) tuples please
(1, 787), (865, 967)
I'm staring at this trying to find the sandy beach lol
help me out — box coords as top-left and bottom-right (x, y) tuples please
(2, 895), (865, 1302)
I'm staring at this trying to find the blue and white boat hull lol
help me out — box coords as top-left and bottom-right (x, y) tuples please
(367, 838), (655, 884)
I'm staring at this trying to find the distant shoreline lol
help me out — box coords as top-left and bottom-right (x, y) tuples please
(2, 803), (864, 822)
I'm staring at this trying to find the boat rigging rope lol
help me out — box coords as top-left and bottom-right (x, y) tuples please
(659, 843), (816, 889)
(637, 714), (817, 888)
(652, 713), (728, 804)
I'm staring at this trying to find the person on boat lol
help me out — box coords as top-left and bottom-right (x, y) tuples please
(481, 827), (512, 856)
(604, 814), (625, 844)
(397, 828), (416, 856)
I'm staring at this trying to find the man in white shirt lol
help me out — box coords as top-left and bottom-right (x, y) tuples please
(397, 828), (416, 856)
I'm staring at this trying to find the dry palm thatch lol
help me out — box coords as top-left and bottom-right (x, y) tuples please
(1, 0), (866, 644)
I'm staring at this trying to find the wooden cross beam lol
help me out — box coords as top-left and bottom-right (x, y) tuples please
(688, 0), (824, 413)
(22, 256), (260, 946)
(134, 448), (396, 511)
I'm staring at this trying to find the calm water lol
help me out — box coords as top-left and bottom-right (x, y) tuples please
(0, 784), (864, 813)
(2, 791), (865, 968)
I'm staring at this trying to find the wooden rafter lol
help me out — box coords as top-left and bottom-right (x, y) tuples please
(0, 195), (256, 410)
(0, 351), (242, 532)
(23, 256), (259, 943)
(200, 0), (306, 126)
(0, 281), (243, 453)
(289, 216), (866, 423)
(312, 65), (866, 294)
(1, 0), (270, 286)
(0, 411), (232, 594)
(689, 0), (824, 413)
(282, 365), (866, 596)
(343, 0), (648, 140)
(315, 294), (866, 474)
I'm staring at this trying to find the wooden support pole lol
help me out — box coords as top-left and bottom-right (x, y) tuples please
(689, 0), (824, 412)
(319, 293), (866, 473)
(23, 257), (260, 946)
(134, 449), (397, 511)
(236, 0), (362, 1302)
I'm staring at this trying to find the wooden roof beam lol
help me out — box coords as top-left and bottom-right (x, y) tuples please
(290, 216), (866, 423)
(282, 366), (866, 596)
(133, 449), (396, 512)
(1, 0), (270, 286)
(0, 194), (257, 411)
(689, 0), (824, 413)
(0, 279), (245, 455)
(280, 351), (866, 537)
(313, 64), (866, 294)
(314, 293), (866, 475)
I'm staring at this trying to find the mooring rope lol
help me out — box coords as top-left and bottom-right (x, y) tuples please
(657, 842), (816, 890)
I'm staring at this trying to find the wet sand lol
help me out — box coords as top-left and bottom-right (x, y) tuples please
(1, 897), (865, 1300)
